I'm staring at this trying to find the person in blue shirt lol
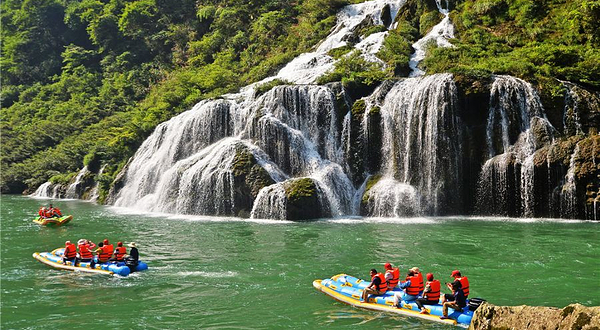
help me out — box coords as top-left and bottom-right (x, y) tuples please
(393, 269), (420, 307)
(440, 281), (466, 320)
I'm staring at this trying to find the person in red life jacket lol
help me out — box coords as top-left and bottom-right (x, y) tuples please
(384, 263), (400, 290)
(361, 268), (388, 302)
(415, 273), (442, 314)
(103, 239), (114, 259)
(49, 204), (62, 217)
(442, 270), (470, 302)
(74, 239), (94, 266)
(110, 242), (127, 262)
(38, 207), (47, 218)
(411, 267), (425, 295)
(62, 241), (77, 265)
(440, 281), (466, 320)
(393, 269), (420, 307)
(89, 242), (112, 269)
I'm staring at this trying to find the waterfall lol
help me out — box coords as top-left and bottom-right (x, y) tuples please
(250, 183), (287, 219)
(363, 178), (422, 217)
(262, 0), (405, 85)
(408, 0), (455, 77)
(562, 82), (585, 136)
(113, 83), (354, 217)
(88, 165), (107, 202)
(65, 166), (90, 199)
(477, 75), (554, 217)
(363, 73), (462, 215)
(560, 144), (579, 218)
(31, 182), (54, 198)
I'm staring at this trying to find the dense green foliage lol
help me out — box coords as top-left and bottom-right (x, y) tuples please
(1, 0), (359, 194)
(424, 0), (600, 88)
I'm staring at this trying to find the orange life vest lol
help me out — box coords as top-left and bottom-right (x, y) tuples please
(404, 275), (421, 296)
(372, 273), (388, 293)
(386, 268), (400, 288)
(38, 208), (45, 217)
(425, 280), (441, 301)
(415, 271), (424, 292)
(64, 243), (77, 258)
(458, 276), (470, 297)
(52, 208), (62, 217)
(44, 209), (53, 218)
(105, 244), (114, 257)
(98, 245), (112, 262)
(114, 246), (127, 261)
(78, 243), (93, 259)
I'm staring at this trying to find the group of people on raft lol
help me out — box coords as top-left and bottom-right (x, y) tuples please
(361, 263), (469, 320)
(38, 204), (62, 218)
(62, 238), (140, 271)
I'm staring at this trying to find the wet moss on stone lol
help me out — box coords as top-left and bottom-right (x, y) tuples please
(232, 146), (275, 217)
(284, 178), (329, 220)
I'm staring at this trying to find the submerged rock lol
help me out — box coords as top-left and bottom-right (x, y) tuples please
(469, 303), (600, 330)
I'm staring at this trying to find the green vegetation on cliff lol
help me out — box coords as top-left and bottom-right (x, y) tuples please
(424, 0), (600, 88)
(0, 0), (362, 194)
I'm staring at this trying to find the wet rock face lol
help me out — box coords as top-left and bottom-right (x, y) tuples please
(284, 178), (331, 220)
(469, 303), (600, 330)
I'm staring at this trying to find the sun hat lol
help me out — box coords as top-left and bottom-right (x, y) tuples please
(127, 242), (137, 248)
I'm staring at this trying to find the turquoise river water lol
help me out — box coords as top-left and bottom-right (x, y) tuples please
(1, 195), (599, 329)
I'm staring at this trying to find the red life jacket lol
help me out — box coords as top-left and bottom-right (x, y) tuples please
(372, 273), (388, 293)
(98, 245), (112, 262)
(386, 268), (400, 288)
(44, 209), (53, 218)
(105, 244), (114, 257)
(415, 271), (424, 292)
(52, 208), (62, 217)
(404, 275), (421, 296)
(458, 276), (470, 297)
(78, 243), (93, 259)
(64, 243), (77, 258)
(425, 280), (441, 301)
(38, 208), (45, 217)
(114, 246), (127, 261)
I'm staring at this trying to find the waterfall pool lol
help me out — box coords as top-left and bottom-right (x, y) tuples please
(2, 195), (598, 329)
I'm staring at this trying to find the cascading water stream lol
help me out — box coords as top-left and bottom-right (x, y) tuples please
(362, 73), (462, 216)
(408, 0), (455, 77)
(477, 76), (554, 217)
(560, 144), (580, 218)
(65, 166), (90, 199)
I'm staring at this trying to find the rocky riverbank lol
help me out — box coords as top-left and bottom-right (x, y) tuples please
(470, 303), (600, 330)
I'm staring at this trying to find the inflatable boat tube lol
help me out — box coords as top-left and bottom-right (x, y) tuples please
(33, 248), (148, 276)
(313, 274), (474, 327)
(33, 215), (73, 226)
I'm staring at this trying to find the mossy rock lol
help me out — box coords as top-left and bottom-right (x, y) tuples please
(284, 178), (331, 220)
(232, 146), (276, 217)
